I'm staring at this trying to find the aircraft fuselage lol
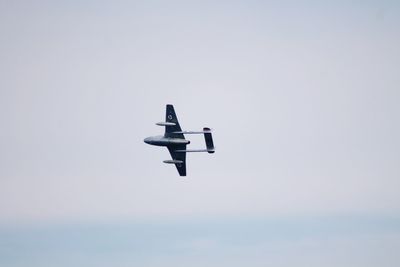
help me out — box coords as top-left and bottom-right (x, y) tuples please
(144, 135), (190, 147)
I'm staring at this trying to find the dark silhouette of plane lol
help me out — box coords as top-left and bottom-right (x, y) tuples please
(144, 104), (214, 176)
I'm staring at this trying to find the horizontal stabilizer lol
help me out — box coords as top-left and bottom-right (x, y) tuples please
(156, 122), (176, 126)
(203, 127), (215, 154)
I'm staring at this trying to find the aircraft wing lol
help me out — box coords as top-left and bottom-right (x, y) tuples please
(167, 145), (186, 176)
(165, 104), (184, 139)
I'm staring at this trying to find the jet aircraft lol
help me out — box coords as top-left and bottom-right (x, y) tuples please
(144, 104), (215, 176)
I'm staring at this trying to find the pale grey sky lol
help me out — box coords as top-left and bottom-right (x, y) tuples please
(0, 0), (400, 266)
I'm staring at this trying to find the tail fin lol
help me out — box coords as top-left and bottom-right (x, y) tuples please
(203, 127), (215, 153)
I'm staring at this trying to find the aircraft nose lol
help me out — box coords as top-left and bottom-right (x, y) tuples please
(144, 137), (151, 144)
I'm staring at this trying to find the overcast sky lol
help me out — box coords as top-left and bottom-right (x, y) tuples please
(1, 0), (400, 266)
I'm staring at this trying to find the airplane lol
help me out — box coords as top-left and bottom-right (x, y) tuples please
(144, 104), (215, 176)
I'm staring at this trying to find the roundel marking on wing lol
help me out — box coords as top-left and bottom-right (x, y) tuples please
(168, 115), (173, 120)
(177, 163), (181, 167)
